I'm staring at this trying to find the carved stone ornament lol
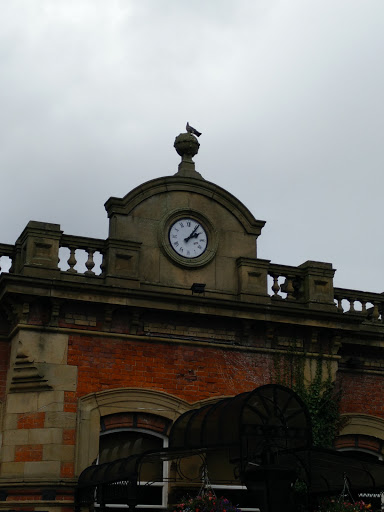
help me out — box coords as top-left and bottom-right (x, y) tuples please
(10, 341), (52, 393)
(174, 132), (200, 159)
(173, 132), (204, 178)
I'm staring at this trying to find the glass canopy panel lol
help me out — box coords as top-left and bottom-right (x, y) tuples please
(169, 409), (196, 448)
(278, 449), (384, 494)
(242, 385), (312, 451)
(220, 392), (250, 445)
(201, 398), (232, 446)
(184, 403), (214, 448)
(99, 431), (163, 481)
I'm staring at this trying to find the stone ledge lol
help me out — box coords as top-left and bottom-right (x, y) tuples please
(24, 460), (61, 477)
(44, 412), (76, 429)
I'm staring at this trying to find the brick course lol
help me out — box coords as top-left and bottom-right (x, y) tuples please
(17, 412), (45, 429)
(62, 429), (76, 445)
(60, 461), (74, 478)
(15, 445), (43, 462)
(337, 372), (384, 418)
(68, 334), (272, 405)
(102, 412), (171, 434)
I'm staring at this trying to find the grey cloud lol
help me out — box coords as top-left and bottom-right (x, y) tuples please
(1, 0), (384, 292)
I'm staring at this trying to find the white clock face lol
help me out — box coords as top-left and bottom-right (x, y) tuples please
(169, 218), (208, 259)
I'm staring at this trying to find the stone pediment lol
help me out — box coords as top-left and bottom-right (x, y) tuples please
(105, 175), (265, 237)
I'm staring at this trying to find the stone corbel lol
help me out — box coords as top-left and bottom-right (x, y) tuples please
(2, 298), (30, 327)
(129, 309), (143, 335)
(49, 299), (62, 327)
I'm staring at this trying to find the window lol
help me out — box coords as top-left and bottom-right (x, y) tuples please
(335, 434), (383, 461)
(170, 449), (259, 511)
(98, 426), (168, 510)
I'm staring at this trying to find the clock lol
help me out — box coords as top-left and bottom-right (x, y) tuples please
(169, 218), (208, 259)
(159, 209), (217, 268)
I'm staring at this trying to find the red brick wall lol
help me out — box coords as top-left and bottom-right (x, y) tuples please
(17, 412), (45, 429)
(335, 434), (382, 454)
(67, 334), (272, 404)
(15, 444), (43, 462)
(102, 412), (171, 434)
(337, 371), (384, 418)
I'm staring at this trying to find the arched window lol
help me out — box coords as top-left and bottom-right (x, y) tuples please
(335, 433), (384, 510)
(98, 412), (171, 510)
(335, 434), (383, 461)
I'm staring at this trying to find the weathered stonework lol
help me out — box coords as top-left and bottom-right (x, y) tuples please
(0, 133), (384, 511)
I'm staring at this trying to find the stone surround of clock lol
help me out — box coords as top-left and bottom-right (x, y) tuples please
(104, 132), (265, 293)
(159, 208), (218, 268)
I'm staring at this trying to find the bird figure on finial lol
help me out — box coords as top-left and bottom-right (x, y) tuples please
(186, 122), (202, 137)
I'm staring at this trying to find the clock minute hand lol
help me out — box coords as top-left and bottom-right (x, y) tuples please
(184, 224), (199, 242)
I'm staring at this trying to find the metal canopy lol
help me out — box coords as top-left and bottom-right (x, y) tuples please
(169, 384), (313, 454)
(76, 384), (384, 511)
(77, 447), (207, 489)
(278, 448), (384, 494)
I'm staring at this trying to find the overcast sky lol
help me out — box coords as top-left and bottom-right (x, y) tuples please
(1, 0), (383, 293)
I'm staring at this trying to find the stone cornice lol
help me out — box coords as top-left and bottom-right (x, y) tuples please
(104, 175), (266, 236)
(0, 323), (343, 360)
(1, 273), (384, 339)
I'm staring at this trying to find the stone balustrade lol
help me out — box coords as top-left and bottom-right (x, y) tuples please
(60, 234), (105, 276)
(334, 288), (384, 322)
(268, 263), (304, 301)
(1, 222), (383, 323)
(0, 243), (14, 274)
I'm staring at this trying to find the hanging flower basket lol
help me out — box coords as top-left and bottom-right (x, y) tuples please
(318, 498), (372, 512)
(173, 491), (241, 512)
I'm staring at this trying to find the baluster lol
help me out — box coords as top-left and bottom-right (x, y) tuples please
(348, 298), (355, 313)
(372, 302), (380, 322)
(67, 247), (77, 274)
(99, 252), (106, 277)
(284, 275), (295, 300)
(270, 274), (281, 299)
(361, 301), (367, 314)
(85, 249), (95, 276)
(335, 296), (343, 313)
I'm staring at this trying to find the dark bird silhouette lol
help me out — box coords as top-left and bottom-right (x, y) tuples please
(186, 122), (202, 137)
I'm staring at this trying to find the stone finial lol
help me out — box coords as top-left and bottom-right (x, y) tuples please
(174, 132), (204, 179)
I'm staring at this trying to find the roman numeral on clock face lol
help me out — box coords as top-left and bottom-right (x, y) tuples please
(168, 217), (208, 259)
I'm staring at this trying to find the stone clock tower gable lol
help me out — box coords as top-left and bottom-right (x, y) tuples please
(2, 129), (384, 512)
(104, 172), (266, 294)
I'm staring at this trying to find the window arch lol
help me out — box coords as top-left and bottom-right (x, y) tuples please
(335, 434), (383, 461)
(75, 388), (193, 475)
(98, 412), (171, 509)
(336, 413), (384, 461)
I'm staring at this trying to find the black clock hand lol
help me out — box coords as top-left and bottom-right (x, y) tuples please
(184, 224), (200, 242)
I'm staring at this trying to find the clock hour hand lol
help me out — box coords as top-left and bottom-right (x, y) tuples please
(184, 224), (200, 243)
